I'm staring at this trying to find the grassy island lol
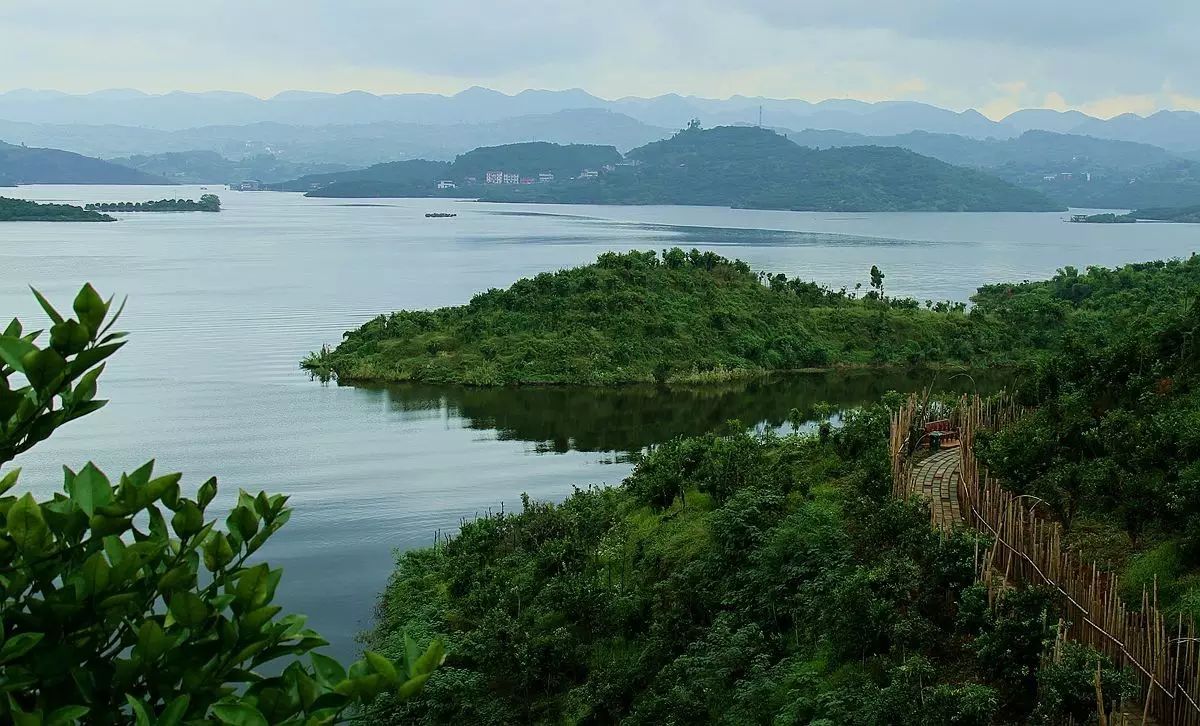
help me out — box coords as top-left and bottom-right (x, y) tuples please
(84, 193), (221, 213)
(304, 249), (1200, 386)
(0, 196), (114, 222)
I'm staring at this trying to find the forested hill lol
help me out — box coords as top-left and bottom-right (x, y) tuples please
(476, 126), (1062, 211)
(0, 141), (169, 185)
(288, 142), (618, 195)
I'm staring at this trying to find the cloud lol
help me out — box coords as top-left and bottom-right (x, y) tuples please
(0, 0), (1194, 118)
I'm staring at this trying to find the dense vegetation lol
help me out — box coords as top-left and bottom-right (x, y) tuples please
(366, 401), (1135, 724)
(84, 194), (221, 213)
(0, 196), (114, 222)
(0, 287), (441, 722)
(0, 141), (167, 185)
(304, 248), (1005, 385)
(279, 160), (451, 194)
(974, 258), (1200, 622)
(476, 125), (1062, 212)
(449, 141), (620, 180)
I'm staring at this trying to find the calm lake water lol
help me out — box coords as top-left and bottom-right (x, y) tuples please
(1, 185), (1197, 659)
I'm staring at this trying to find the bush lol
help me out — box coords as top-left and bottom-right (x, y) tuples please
(0, 286), (441, 724)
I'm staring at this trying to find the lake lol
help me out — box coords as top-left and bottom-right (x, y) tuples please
(1, 185), (1197, 659)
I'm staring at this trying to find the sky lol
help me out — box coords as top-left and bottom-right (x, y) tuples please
(1, 0), (1196, 119)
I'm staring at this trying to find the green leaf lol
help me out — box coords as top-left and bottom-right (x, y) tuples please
(78, 552), (111, 597)
(397, 672), (433, 701)
(365, 651), (398, 683)
(0, 468), (20, 496)
(410, 638), (445, 678)
(7, 493), (52, 555)
(168, 591), (209, 627)
(197, 477), (218, 508)
(135, 620), (169, 662)
(73, 364), (103, 403)
(29, 287), (64, 325)
(3, 318), (20, 338)
(45, 705), (89, 726)
(172, 502), (204, 539)
(67, 462), (112, 517)
(158, 695), (190, 726)
(72, 284), (107, 333)
(124, 695), (151, 726)
(310, 652), (347, 687)
(0, 633), (44, 664)
(0, 335), (37, 373)
(209, 702), (268, 726)
(202, 531), (234, 571)
(7, 695), (43, 726)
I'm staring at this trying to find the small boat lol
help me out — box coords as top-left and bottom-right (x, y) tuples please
(425, 212), (457, 218)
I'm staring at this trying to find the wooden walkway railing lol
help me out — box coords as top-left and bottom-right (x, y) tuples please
(891, 393), (1200, 725)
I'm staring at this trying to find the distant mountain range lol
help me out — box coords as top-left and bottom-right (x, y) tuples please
(302, 127), (1062, 213)
(0, 141), (167, 185)
(2, 87), (1199, 151)
(0, 109), (669, 167)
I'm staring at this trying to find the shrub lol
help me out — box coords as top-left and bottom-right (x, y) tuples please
(0, 286), (442, 724)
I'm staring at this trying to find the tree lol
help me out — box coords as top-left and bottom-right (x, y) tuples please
(0, 285), (441, 724)
(870, 265), (886, 300)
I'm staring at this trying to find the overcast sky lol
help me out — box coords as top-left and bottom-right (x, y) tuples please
(1, 1), (1195, 119)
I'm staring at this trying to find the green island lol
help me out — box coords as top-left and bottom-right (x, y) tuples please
(84, 193), (221, 213)
(1071, 204), (1200, 224)
(296, 126), (1062, 212)
(303, 248), (1200, 385)
(0, 196), (114, 222)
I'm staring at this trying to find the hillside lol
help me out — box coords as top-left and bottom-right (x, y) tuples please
(303, 248), (1002, 385)
(477, 126), (1061, 211)
(0, 141), (168, 185)
(298, 142), (619, 196)
(276, 159), (450, 193)
(0, 196), (114, 221)
(785, 128), (1200, 209)
(109, 150), (349, 184)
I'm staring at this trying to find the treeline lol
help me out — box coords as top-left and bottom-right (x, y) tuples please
(365, 401), (1135, 724)
(0, 196), (113, 222)
(85, 193), (220, 213)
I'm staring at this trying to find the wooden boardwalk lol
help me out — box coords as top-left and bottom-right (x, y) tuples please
(910, 447), (961, 531)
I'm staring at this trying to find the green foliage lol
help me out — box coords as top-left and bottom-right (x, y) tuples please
(0, 197), (113, 222)
(1032, 642), (1138, 724)
(84, 195), (220, 213)
(305, 248), (992, 385)
(363, 403), (1041, 724)
(0, 287), (441, 724)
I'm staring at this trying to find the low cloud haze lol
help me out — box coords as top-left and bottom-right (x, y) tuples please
(1, 1), (1195, 118)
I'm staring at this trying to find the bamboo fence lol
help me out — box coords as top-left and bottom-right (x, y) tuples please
(947, 393), (1200, 725)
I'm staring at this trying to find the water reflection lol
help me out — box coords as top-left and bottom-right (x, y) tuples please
(350, 369), (1010, 456)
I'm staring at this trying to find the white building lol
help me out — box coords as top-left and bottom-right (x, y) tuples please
(485, 170), (504, 184)
(437, 180), (457, 189)
(502, 172), (520, 185)
(578, 169), (599, 179)
(538, 172), (555, 183)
